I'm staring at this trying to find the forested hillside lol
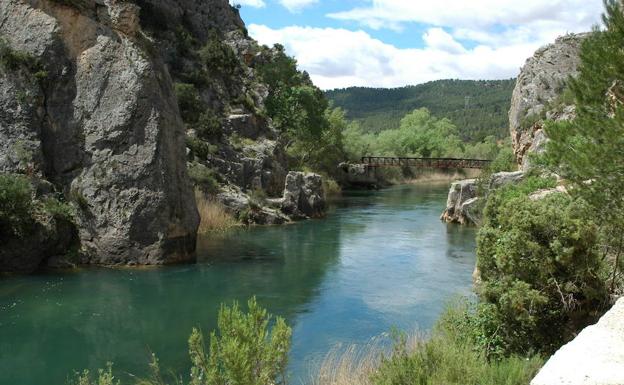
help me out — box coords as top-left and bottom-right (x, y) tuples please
(326, 79), (515, 141)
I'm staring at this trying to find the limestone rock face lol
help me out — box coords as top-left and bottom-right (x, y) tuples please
(0, 0), (199, 266)
(489, 171), (525, 189)
(531, 298), (624, 385)
(440, 179), (478, 225)
(281, 172), (325, 219)
(337, 162), (381, 188)
(509, 34), (586, 170)
(529, 185), (568, 201)
(441, 171), (526, 226)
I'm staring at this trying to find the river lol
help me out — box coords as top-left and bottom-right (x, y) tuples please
(0, 183), (476, 385)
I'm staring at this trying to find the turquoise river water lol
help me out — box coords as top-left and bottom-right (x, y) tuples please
(0, 183), (477, 385)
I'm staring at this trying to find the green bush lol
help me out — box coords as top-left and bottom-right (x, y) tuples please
(188, 162), (220, 195)
(175, 83), (205, 124)
(198, 31), (239, 75)
(370, 302), (543, 385)
(41, 197), (74, 221)
(0, 39), (39, 72)
(0, 173), (34, 238)
(186, 137), (213, 161)
(476, 183), (609, 356)
(195, 110), (222, 139)
(187, 297), (291, 385)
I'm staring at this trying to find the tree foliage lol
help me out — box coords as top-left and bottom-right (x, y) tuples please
(342, 108), (505, 161)
(326, 79), (515, 141)
(543, 0), (624, 291)
(476, 180), (609, 356)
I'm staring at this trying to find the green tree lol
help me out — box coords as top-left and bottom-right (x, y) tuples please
(476, 183), (609, 356)
(543, 0), (624, 290)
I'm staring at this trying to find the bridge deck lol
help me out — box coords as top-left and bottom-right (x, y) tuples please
(361, 156), (491, 169)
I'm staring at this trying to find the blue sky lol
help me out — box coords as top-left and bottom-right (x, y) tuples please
(231, 0), (604, 90)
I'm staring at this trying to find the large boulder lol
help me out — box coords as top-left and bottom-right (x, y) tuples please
(0, 0), (199, 266)
(441, 171), (526, 225)
(440, 179), (478, 225)
(489, 171), (525, 189)
(281, 171), (325, 219)
(337, 162), (381, 188)
(531, 298), (624, 385)
(509, 34), (586, 170)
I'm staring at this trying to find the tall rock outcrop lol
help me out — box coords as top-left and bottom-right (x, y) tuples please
(509, 33), (586, 170)
(0, 0), (199, 267)
(0, 0), (328, 271)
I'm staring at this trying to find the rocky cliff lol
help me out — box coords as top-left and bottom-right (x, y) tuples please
(0, 0), (324, 271)
(0, 0), (199, 269)
(442, 33), (586, 226)
(509, 33), (586, 170)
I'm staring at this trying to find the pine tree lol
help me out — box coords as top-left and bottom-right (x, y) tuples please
(544, 0), (624, 291)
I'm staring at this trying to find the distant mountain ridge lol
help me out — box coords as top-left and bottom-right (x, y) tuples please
(325, 79), (515, 142)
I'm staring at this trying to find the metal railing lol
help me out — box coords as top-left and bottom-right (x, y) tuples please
(361, 156), (492, 169)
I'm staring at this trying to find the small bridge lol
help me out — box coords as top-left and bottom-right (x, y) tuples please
(361, 156), (492, 169)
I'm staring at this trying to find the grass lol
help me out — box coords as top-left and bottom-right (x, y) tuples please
(195, 189), (238, 233)
(312, 302), (544, 385)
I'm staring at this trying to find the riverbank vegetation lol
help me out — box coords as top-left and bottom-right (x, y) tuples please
(194, 189), (239, 233)
(0, 173), (74, 238)
(315, 302), (543, 385)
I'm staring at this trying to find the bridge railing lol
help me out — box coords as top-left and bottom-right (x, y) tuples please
(360, 156), (492, 169)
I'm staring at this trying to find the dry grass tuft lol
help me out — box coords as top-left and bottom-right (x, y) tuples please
(195, 189), (239, 233)
(312, 333), (421, 385)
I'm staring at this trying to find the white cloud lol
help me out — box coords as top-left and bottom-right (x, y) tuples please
(328, 0), (602, 33)
(278, 0), (318, 13)
(246, 0), (604, 89)
(229, 0), (266, 8)
(249, 24), (539, 89)
(423, 28), (465, 54)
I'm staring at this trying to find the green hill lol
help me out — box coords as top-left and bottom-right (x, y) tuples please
(325, 79), (516, 142)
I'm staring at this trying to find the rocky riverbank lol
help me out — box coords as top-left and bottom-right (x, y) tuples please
(0, 0), (327, 272)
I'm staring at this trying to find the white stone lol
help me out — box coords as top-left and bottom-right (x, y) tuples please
(531, 298), (624, 385)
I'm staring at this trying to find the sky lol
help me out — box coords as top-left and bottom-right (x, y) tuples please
(230, 0), (605, 90)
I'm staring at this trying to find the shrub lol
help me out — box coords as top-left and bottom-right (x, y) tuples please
(40, 197), (74, 221)
(188, 297), (291, 385)
(314, 301), (543, 385)
(71, 298), (292, 385)
(188, 163), (220, 194)
(369, 303), (543, 385)
(175, 83), (205, 124)
(0, 173), (34, 238)
(186, 137), (213, 161)
(198, 31), (239, 75)
(0, 39), (39, 72)
(69, 363), (118, 385)
(476, 185), (609, 355)
(195, 110), (222, 139)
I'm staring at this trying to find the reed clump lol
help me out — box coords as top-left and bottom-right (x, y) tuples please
(195, 189), (238, 233)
